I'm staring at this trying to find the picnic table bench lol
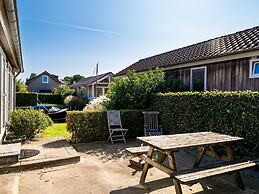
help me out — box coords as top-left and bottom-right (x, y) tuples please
(126, 132), (258, 194)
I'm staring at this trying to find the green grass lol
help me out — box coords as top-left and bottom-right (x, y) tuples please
(41, 123), (71, 139)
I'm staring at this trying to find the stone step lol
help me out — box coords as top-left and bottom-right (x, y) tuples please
(0, 143), (21, 164)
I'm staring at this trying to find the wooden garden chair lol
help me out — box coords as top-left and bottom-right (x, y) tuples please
(143, 111), (162, 136)
(107, 110), (128, 144)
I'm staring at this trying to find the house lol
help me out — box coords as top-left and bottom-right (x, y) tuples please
(0, 0), (23, 143)
(73, 72), (114, 100)
(116, 26), (259, 91)
(26, 71), (63, 93)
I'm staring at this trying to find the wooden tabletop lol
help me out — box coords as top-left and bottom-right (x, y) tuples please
(137, 132), (243, 151)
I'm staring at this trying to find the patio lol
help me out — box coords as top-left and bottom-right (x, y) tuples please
(1, 140), (259, 194)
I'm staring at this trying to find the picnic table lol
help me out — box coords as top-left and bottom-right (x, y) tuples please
(127, 132), (259, 194)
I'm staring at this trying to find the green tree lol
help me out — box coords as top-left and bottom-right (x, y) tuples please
(16, 79), (28, 92)
(106, 68), (165, 109)
(54, 84), (75, 99)
(64, 75), (84, 86)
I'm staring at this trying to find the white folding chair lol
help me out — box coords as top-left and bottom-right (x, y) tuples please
(107, 110), (128, 144)
(143, 111), (162, 136)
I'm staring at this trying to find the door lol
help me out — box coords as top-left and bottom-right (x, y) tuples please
(190, 66), (207, 91)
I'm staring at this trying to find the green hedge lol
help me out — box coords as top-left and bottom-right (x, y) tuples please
(16, 92), (37, 106)
(67, 110), (143, 142)
(151, 91), (259, 158)
(38, 94), (63, 104)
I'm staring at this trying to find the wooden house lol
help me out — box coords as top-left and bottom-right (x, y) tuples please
(0, 0), (23, 142)
(115, 26), (259, 91)
(26, 71), (63, 93)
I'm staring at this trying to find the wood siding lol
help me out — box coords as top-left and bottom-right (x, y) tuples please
(166, 57), (259, 91)
(27, 73), (61, 93)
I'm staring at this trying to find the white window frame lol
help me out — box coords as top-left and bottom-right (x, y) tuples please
(190, 66), (207, 91)
(42, 75), (49, 83)
(249, 59), (259, 78)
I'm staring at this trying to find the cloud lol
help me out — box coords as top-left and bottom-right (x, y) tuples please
(26, 18), (117, 34)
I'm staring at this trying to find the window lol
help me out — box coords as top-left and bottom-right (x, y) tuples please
(42, 75), (49, 83)
(249, 59), (259, 78)
(190, 66), (207, 91)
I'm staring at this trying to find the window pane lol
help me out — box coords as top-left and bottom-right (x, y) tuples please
(254, 63), (259, 74)
(192, 68), (205, 91)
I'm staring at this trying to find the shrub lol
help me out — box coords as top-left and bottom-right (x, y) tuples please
(7, 109), (53, 140)
(106, 68), (164, 109)
(64, 95), (87, 110)
(83, 95), (109, 111)
(38, 94), (63, 104)
(16, 92), (38, 106)
(67, 110), (143, 143)
(16, 79), (28, 93)
(151, 91), (259, 158)
(54, 84), (75, 99)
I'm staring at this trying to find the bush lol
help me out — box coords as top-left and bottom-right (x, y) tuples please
(64, 95), (87, 110)
(7, 109), (53, 140)
(83, 95), (109, 111)
(16, 79), (28, 93)
(38, 94), (63, 104)
(54, 85), (75, 99)
(106, 68), (164, 109)
(67, 110), (143, 143)
(16, 92), (38, 106)
(151, 91), (259, 158)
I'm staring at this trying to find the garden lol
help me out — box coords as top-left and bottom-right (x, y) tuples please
(8, 68), (259, 159)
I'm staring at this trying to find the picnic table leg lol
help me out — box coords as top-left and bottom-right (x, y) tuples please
(193, 146), (206, 168)
(167, 151), (183, 194)
(226, 144), (245, 190)
(140, 146), (154, 184)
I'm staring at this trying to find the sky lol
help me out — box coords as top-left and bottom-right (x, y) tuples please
(17, 0), (259, 80)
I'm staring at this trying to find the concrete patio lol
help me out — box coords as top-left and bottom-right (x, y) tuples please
(1, 140), (259, 194)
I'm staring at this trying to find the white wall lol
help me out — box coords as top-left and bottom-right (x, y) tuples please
(0, 46), (15, 143)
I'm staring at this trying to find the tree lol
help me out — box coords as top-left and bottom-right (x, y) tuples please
(53, 84), (75, 99)
(29, 73), (37, 79)
(106, 68), (165, 109)
(16, 79), (28, 92)
(64, 74), (85, 86)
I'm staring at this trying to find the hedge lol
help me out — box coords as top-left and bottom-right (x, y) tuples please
(38, 94), (63, 104)
(67, 110), (143, 142)
(151, 91), (259, 158)
(16, 92), (37, 106)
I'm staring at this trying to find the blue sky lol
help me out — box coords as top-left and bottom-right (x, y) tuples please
(18, 0), (259, 80)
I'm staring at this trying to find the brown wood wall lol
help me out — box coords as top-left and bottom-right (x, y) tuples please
(165, 57), (259, 91)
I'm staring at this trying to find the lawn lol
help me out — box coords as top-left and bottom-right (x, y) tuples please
(40, 123), (71, 139)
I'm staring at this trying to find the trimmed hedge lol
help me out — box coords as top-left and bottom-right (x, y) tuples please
(16, 92), (37, 106)
(67, 110), (143, 142)
(151, 91), (259, 158)
(38, 94), (63, 104)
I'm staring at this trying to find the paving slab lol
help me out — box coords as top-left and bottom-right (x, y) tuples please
(0, 138), (80, 174)
(0, 140), (259, 194)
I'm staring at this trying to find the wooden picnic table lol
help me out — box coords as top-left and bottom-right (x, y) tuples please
(137, 132), (245, 194)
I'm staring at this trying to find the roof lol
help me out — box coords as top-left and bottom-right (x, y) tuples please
(116, 26), (259, 76)
(26, 71), (63, 84)
(73, 72), (114, 87)
(2, 0), (23, 72)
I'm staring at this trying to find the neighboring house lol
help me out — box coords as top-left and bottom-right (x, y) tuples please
(26, 71), (63, 93)
(73, 72), (114, 100)
(0, 0), (23, 143)
(116, 26), (259, 91)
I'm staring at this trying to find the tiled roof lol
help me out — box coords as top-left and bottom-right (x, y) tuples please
(116, 26), (259, 76)
(73, 72), (114, 87)
(26, 71), (63, 84)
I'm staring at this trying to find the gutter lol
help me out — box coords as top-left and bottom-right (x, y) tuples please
(4, 0), (23, 73)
